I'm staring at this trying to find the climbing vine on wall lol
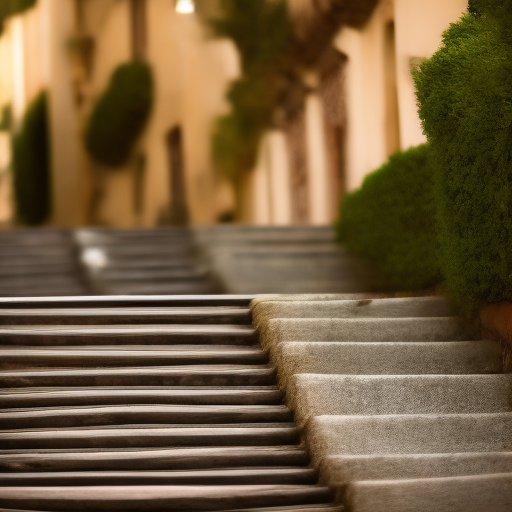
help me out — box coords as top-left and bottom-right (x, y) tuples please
(198, 0), (300, 185)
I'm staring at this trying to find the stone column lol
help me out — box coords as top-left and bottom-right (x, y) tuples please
(266, 129), (292, 225)
(304, 89), (330, 225)
(42, 0), (84, 225)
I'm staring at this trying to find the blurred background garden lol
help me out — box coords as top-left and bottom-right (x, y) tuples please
(1, 0), (512, 315)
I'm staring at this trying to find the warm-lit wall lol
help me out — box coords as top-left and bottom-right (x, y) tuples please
(333, 1), (391, 192)
(82, 0), (238, 227)
(394, 0), (467, 150)
(334, 0), (467, 192)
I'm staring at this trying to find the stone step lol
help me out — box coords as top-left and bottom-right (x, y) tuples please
(0, 345), (268, 370)
(0, 446), (310, 471)
(0, 264), (78, 277)
(0, 296), (254, 308)
(0, 484), (334, 512)
(0, 345), (267, 369)
(271, 341), (503, 382)
(0, 467), (318, 486)
(0, 365), (275, 388)
(261, 318), (470, 350)
(253, 298), (452, 326)
(289, 374), (512, 426)
(0, 424), (300, 449)
(0, 324), (257, 346)
(89, 268), (208, 281)
(319, 452), (512, 485)
(344, 473), (512, 512)
(0, 276), (83, 288)
(0, 246), (73, 257)
(0, 307), (252, 325)
(0, 287), (86, 298)
(224, 505), (343, 512)
(0, 404), (292, 429)
(225, 281), (377, 295)
(0, 386), (283, 408)
(306, 413), (512, 460)
(104, 282), (215, 295)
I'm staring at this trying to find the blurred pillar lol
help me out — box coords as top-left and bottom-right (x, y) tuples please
(41, 0), (84, 225)
(304, 91), (330, 225)
(11, 18), (25, 124)
(266, 130), (292, 225)
(248, 135), (271, 225)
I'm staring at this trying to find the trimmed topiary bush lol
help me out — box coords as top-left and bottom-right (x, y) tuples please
(85, 61), (153, 167)
(336, 144), (442, 291)
(414, 0), (512, 311)
(11, 91), (51, 225)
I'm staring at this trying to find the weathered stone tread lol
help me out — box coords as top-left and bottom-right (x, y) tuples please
(0, 386), (283, 407)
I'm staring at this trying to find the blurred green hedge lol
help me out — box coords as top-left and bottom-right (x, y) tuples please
(85, 61), (153, 167)
(12, 91), (51, 225)
(0, 0), (37, 34)
(414, 0), (512, 311)
(336, 144), (442, 291)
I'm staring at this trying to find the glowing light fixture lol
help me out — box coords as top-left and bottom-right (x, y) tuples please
(176, 0), (195, 14)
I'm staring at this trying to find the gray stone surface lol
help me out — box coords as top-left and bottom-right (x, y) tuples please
(253, 295), (511, 510)
(273, 342), (502, 385)
(252, 297), (452, 328)
(306, 413), (512, 461)
(250, 294), (391, 309)
(319, 452), (512, 485)
(289, 374), (512, 426)
(343, 473), (512, 512)
(260, 317), (471, 351)
(193, 226), (384, 294)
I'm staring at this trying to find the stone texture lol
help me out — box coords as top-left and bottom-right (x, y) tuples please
(272, 341), (502, 388)
(252, 297), (452, 328)
(306, 413), (512, 461)
(319, 452), (512, 485)
(260, 317), (471, 351)
(343, 473), (512, 512)
(289, 374), (512, 426)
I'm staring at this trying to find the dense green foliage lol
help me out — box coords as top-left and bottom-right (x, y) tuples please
(0, 0), (36, 33)
(12, 91), (51, 225)
(336, 145), (442, 291)
(85, 61), (153, 167)
(202, 0), (298, 183)
(414, 0), (512, 310)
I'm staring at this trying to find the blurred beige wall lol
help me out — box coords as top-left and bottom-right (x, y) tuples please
(0, 0), (469, 228)
(394, 0), (468, 150)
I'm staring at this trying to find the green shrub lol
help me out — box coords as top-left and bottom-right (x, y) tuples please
(336, 144), (442, 291)
(12, 91), (51, 225)
(0, 0), (37, 34)
(414, 0), (512, 311)
(85, 61), (153, 167)
(203, 0), (296, 183)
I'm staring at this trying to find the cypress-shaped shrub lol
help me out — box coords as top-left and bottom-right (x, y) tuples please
(12, 91), (51, 225)
(336, 144), (441, 291)
(414, 0), (512, 311)
(85, 61), (153, 167)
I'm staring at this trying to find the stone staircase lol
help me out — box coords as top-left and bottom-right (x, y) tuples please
(0, 226), (382, 296)
(0, 229), (86, 297)
(193, 226), (383, 294)
(255, 295), (512, 512)
(75, 228), (216, 295)
(0, 295), (340, 512)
